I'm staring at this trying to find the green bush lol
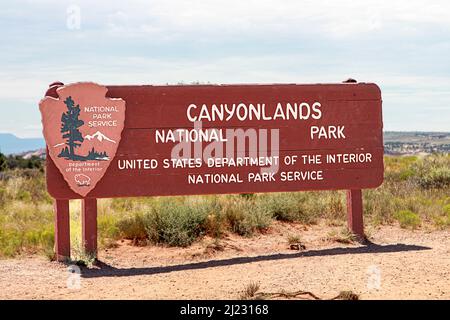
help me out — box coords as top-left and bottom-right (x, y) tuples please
(418, 167), (450, 189)
(24, 227), (54, 255)
(394, 210), (421, 229)
(144, 198), (211, 247)
(0, 197), (55, 257)
(0, 219), (54, 258)
(115, 212), (147, 242)
(203, 211), (226, 238)
(1, 169), (51, 203)
(384, 156), (418, 182)
(256, 192), (322, 224)
(97, 214), (121, 247)
(435, 204), (450, 228)
(222, 196), (272, 236)
(433, 206), (450, 228)
(398, 168), (416, 181)
(2, 154), (44, 171)
(444, 204), (450, 217)
(0, 228), (21, 257)
(258, 193), (303, 222)
(413, 155), (450, 189)
(299, 192), (327, 221)
(363, 187), (396, 224)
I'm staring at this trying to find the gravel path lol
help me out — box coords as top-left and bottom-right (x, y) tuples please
(0, 223), (449, 299)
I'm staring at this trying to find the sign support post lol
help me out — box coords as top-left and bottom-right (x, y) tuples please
(82, 198), (98, 257)
(346, 189), (364, 239)
(54, 199), (70, 262)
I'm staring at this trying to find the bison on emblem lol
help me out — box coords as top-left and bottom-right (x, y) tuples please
(75, 174), (91, 186)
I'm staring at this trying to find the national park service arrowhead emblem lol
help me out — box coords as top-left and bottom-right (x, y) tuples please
(39, 82), (126, 197)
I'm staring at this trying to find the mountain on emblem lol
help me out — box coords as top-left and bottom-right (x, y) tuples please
(84, 131), (117, 143)
(39, 82), (126, 197)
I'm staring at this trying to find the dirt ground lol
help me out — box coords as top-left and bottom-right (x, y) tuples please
(0, 222), (449, 300)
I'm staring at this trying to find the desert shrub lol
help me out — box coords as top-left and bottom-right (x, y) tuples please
(17, 190), (32, 202)
(299, 192), (328, 220)
(325, 192), (346, 221)
(23, 227), (54, 258)
(3, 155), (44, 171)
(99, 198), (157, 245)
(418, 167), (450, 189)
(0, 170), (51, 204)
(363, 187), (396, 224)
(0, 228), (24, 257)
(444, 204), (450, 216)
(364, 180), (450, 228)
(413, 155), (450, 189)
(222, 196), (272, 236)
(398, 168), (416, 181)
(442, 197), (450, 206)
(115, 212), (147, 242)
(384, 154), (450, 189)
(394, 210), (421, 229)
(203, 211), (226, 238)
(256, 192), (322, 224)
(258, 193), (303, 222)
(0, 202), (54, 257)
(143, 198), (212, 247)
(384, 156), (418, 182)
(97, 214), (121, 247)
(222, 197), (255, 236)
(434, 204), (450, 228)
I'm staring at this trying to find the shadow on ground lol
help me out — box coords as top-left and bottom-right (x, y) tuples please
(79, 242), (430, 279)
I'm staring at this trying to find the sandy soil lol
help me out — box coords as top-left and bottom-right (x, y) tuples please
(0, 222), (449, 300)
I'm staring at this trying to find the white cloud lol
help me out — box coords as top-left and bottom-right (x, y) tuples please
(1, 0), (450, 134)
(8, 0), (449, 38)
(87, 0), (450, 38)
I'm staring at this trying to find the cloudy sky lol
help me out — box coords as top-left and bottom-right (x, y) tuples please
(1, 0), (449, 137)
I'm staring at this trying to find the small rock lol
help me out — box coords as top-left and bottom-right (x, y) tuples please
(290, 243), (306, 250)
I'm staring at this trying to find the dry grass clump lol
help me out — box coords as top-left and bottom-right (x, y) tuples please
(239, 282), (359, 300)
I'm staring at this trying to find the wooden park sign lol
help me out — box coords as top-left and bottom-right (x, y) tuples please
(40, 81), (383, 261)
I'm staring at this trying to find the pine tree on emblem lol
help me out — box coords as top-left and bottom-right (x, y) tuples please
(59, 96), (84, 160)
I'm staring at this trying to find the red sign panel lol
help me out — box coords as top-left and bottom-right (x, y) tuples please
(44, 83), (383, 199)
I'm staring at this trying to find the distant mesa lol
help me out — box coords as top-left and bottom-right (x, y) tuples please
(0, 133), (45, 155)
(84, 131), (116, 143)
(17, 148), (46, 160)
